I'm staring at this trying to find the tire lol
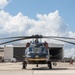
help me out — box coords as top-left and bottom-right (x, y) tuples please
(22, 61), (27, 69)
(48, 61), (52, 69)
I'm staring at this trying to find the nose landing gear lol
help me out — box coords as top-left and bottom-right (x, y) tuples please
(36, 64), (38, 67)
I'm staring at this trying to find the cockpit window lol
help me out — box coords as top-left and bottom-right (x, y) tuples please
(41, 47), (44, 52)
(29, 47), (32, 52)
(29, 47), (48, 53)
(41, 47), (48, 53)
(33, 47), (41, 53)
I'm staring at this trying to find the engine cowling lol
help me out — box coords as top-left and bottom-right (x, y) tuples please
(26, 42), (30, 48)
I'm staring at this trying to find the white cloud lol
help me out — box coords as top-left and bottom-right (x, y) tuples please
(0, 10), (68, 37)
(0, 10), (75, 57)
(68, 31), (75, 38)
(0, 0), (9, 9)
(28, 10), (67, 36)
(64, 48), (75, 59)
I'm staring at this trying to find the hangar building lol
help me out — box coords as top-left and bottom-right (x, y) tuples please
(4, 43), (63, 62)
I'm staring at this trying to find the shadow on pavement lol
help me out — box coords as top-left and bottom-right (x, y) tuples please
(31, 67), (68, 70)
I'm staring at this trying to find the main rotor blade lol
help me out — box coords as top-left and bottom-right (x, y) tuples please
(0, 36), (75, 45)
(43, 36), (75, 40)
(1, 35), (75, 41)
(0, 38), (26, 45)
(0, 35), (42, 40)
(54, 38), (75, 45)
(0, 36), (30, 40)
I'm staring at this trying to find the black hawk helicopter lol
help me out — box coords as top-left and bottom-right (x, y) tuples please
(0, 35), (75, 69)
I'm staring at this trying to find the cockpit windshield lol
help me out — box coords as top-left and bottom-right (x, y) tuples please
(29, 47), (48, 54)
(33, 47), (41, 53)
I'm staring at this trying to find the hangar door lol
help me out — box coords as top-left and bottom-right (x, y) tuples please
(49, 47), (63, 61)
(13, 47), (26, 61)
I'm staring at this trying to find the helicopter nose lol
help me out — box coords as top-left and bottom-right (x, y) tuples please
(35, 55), (39, 58)
(37, 53), (47, 58)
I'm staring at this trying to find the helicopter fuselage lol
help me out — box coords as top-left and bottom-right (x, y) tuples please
(22, 37), (62, 69)
(25, 45), (49, 64)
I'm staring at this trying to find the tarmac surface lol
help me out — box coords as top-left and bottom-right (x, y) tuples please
(0, 62), (75, 75)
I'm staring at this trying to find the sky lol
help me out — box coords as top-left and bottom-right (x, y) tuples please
(0, 0), (75, 58)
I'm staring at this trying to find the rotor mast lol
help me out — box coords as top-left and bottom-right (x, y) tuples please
(33, 35), (42, 44)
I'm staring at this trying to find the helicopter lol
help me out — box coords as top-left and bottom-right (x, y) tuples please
(0, 35), (75, 69)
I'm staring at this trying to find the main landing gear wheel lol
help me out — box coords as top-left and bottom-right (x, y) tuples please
(22, 61), (27, 69)
(48, 61), (52, 69)
(36, 64), (38, 67)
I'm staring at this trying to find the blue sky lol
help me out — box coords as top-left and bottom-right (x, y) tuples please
(3, 0), (75, 32)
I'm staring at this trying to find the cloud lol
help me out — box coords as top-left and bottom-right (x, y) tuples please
(0, 0), (9, 9)
(28, 10), (68, 36)
(64, 48), (75, 59)
(0, 10), (75, 58)
(0, 10), (68, 36)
